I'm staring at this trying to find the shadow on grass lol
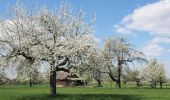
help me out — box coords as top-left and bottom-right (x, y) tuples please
(19, 94), (141, 100)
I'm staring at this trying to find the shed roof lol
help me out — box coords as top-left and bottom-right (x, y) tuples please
(56, 71), (69, 80)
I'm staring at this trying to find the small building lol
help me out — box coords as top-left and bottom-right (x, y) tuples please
(56, 71), (86, 87)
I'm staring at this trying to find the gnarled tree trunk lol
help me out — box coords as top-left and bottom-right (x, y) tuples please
(50, 70), (56, 96)
(108, 72), (119, 88)
(50, 61), (56, 96)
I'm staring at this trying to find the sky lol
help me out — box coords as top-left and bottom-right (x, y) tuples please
(0, 0), (170, 76)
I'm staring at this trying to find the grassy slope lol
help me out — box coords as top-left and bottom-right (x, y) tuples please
(0, 85), (170, 100)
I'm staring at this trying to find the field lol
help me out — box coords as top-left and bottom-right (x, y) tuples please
(1, 85), (170, 100)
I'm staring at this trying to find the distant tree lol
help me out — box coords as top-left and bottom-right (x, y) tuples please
(72, 46), (104, 87)
(0, 67), (8, 85)
(140, 59), (166, 88)
(87, 48), (104, 87)
(130, 70), (141, 88)
(103, 37), (146, 88)
(122, 67), (131, 87)
(122, 68), (141, 88)
(123, 69), (141, 88)
(16, 60), (40, 86)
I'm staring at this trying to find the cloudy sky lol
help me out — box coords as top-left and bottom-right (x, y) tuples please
(0, 0), (170, 76)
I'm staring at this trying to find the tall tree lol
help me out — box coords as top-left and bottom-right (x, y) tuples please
(0, 2), (40, 86)
(103, 37), (146, 88)
(0, 2), (95, 95)
(35, 3), (95, 95)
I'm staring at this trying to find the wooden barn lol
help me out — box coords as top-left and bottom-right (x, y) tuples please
(56, 71), (86, 87)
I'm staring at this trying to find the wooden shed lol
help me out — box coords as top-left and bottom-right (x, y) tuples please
(56, 71), (86, 87)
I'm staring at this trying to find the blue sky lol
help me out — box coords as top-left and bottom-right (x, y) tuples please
(0, 0), (158, 41)
(1, 0), (170, 76)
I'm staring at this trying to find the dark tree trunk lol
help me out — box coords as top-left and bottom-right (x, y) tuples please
(136, 79), (140, 88)
(154, 82), (157, 88)
(50, 70), (56, 96)
(160, 82), (162, 89)
(96, 79), (102, 87)
(108, 72), (119, 88)
(160, 77), (163, 89)
(29, 73), (32, 87)
(29, 78), (32, 87)
(117, 62), (122, 88)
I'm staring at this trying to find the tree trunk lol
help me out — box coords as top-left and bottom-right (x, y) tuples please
(136, 79), (140, 88)
(29, 73), (32, 87)
(50, 70), (56, 96)
(160, 77), (163, 89)
(108, 72), (119, 88)
(117, 63), (122, 88)
(29, 78), (32, 87)
(96, 79), (102, 87)
(160, 82), (162, 89)
(123, 81), (127, 87)
(154, 82), (157, 88)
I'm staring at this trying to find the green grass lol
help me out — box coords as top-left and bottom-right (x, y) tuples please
(1, 85), (170, 100)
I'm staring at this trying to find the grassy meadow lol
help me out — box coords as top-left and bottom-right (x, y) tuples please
(1, 84), (170, 100)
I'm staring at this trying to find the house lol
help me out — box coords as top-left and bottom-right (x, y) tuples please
(56, 71), (86, 87)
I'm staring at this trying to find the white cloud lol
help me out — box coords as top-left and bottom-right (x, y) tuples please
(141, 36), (170, 57)
(116, 0), (170, 58)
(114, 25), (133, 35)
(151, 37), (170, 44)
(142, 43), (166, 57)
(115, 0), (170, 36)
